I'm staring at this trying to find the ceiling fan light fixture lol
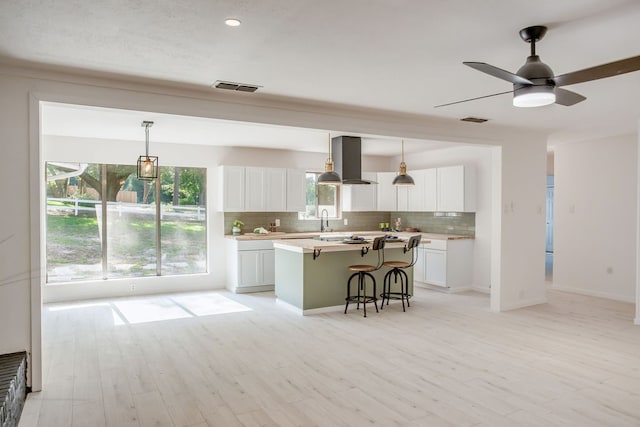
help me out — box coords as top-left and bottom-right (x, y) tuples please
(513, 85), (555, 108)
(224, 18), (242, 27)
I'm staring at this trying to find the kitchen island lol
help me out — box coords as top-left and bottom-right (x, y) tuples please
(273, 234), (424, 314)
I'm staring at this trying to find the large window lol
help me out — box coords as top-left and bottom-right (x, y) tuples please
(46, 162), (206, 284)
(299, 172), (341, 219)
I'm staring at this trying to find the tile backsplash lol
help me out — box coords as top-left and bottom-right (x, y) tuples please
(224, 211), (475, 236)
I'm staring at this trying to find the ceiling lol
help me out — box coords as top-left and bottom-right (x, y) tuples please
(3, 0), (640, 152)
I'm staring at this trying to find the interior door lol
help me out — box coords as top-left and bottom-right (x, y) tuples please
(546, 185), (554, 253)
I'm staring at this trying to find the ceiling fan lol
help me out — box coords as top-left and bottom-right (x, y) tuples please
(436, 25), (640, 108)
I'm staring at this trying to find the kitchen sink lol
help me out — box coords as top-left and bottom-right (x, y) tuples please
(314, 235), (349, 241)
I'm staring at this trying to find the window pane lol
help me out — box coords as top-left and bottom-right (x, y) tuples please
(106, 165), (157, 278)
(160, 167), (207, 276)
(300, 172), (341, 219)
(318, 184), (338, 217)
(46, 162), (103, 283)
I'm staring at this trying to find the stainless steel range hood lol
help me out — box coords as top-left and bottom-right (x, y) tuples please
(331, 136), (376, 185)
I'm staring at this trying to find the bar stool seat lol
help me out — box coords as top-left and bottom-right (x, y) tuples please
(348, 265), (377, 272)
(383, 260), (411, 269)
(344, 237), (385, 318)
(380, 235), (421, 312)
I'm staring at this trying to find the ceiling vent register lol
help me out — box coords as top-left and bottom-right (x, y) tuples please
(213, 80), (261, 92)
(460, 117), (488, 123)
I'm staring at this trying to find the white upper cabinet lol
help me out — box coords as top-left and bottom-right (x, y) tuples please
(436, 165), (476, 212)
(342, 172), (377, 211)
(407, 168), (437, 212)
(244, 167), (265, 211)
(219, 166), (304, 212)
(245, 167), (286, 212)
(264, 168), (287, 212)
(218, 166), (245, 212)
(376, 172), (397, 211)
(286, 169), (307, 212)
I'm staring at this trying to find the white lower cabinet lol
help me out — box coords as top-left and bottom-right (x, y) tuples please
(227, 239), (275, 293)
(414, 238), (473, 291)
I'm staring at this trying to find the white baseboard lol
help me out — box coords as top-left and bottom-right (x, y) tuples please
(275, 298), (303, 315)
(303, 304), (345, 315)
(471, 286), (491, 294)
(233, 284), (275, 294)
(275, 299), (345, 316)
(635, 317), (640, 326)
(550, 284), (635, 303)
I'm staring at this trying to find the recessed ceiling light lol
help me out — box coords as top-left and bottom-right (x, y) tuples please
(225, 18), (241, 27)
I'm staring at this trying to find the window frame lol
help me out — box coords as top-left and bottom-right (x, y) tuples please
(298, 171), (342, 220)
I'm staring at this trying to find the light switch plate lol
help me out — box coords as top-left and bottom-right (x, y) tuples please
(275, 219), (280, 227)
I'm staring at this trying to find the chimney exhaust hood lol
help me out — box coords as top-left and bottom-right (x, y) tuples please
(331, 136), (376, 185)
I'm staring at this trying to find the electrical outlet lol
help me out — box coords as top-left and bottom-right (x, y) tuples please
(344, 218), (348, 225)
(275, 219), (280, 227)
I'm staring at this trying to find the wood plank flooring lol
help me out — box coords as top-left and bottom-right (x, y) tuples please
(19, 288), (640, 426)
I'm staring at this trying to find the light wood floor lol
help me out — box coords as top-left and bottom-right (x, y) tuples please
(20, 288), (640, 427)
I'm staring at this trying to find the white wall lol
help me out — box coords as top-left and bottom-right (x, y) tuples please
(553, 134), (638, 302)
(492, 141), (548, 310)
(0, 64), (549, 391)
(398, 145), (493, 292)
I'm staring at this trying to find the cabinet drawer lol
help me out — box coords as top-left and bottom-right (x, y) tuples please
(421, 239), (447, 250)
(237, 240), (274, 251)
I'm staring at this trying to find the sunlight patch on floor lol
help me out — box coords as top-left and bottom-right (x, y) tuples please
(46, 292), (253, 326)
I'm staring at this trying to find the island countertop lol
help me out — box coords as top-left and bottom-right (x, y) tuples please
(272, 235), (427, 253)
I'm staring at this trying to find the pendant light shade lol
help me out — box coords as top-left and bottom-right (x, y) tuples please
(318, 134), (341, 185)
(137, 121), (158, 180)
(392, 140), (415, 186)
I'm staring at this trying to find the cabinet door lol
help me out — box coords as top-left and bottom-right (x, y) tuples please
(286, 169), (307, 212)
(407, 169), (425, 211)
(425, 249), (447, 287)
(264, 168), (286, 212)
(261, 250), (275, 285)
(413, 247), (426, 283)
(376, 172), (397, 211)
(245, 167), (265, 211)
(397, 186), (408, 211)
(423, 168), (437, 211)
(437, 165), (464, 212)
(219, 166), (245, 212)
(238, 251), (261, 287)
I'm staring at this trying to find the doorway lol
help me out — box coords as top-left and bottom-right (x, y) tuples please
(546, 175), (554, 281)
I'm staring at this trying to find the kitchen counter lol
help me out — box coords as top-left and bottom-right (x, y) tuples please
(226, 231), (473, 242)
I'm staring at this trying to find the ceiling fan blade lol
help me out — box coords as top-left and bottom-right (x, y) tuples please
(464, 62), (533, 85)
(555, 88), (586, 106)
(434, 90), (514, 108)
(554, 55), (640, 87)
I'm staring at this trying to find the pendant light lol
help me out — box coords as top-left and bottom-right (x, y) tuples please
(137, 120), (158, 180)
(392, 139), (415, 186)
(318, 133), (341, 185)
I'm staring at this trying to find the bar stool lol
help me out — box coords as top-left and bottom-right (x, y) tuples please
(344, 236), (386, 317)
(380, 235), (422, 312)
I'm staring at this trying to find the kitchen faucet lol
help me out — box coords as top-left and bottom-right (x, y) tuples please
(320, 208), (329, 232)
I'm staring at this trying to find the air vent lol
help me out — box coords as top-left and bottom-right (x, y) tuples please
(460, 117), (489, 123)
(213, 80), (261, 93)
